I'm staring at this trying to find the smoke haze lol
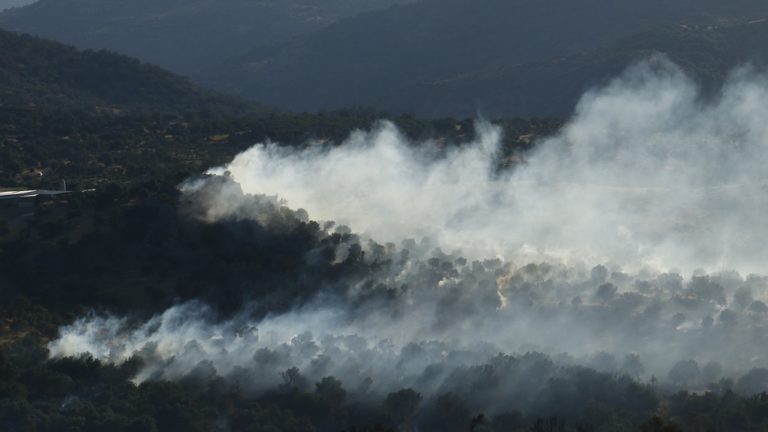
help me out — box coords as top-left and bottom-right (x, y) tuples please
(0, 0), (35, 12)
(209, 59), (768, 274)
(49, 60), (768, 407)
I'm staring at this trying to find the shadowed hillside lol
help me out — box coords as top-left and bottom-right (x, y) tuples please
(200, 0), (768, 116)
(0, 29), (251, 114)
(378, 19), (768, 118)
(0, 0), (408, 74)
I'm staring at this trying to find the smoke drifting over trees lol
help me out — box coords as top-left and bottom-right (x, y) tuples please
(43, 60), (768, 430)
(210, 59), (768, 274)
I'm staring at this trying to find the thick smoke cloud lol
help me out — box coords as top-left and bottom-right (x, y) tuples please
(49, 60), (768, 409)
(211, 59), (768, 273)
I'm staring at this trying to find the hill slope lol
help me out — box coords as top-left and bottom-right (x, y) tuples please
(0, 28), (249, 114)
(0, 28), (255, 187)
(0, 0), (407, 74)
(379, 19), (768, 118)
(0, 29), (557, 191)
(201, 0), (768, 116)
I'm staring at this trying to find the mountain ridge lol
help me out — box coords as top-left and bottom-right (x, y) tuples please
(199, 0), (768, 116)
(379, 19), (768, 118)
(0, 0), (408, 74)
(0, 28), (252, 115)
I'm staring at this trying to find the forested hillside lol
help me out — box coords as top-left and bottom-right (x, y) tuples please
(0, 28), (556, 191)
(378, 19), (768, 118)
(7, 3), (768, 430)
(200, 0), (768, 116)
(6, 0), (768, 118)
(4, 176), (768, 432)
(0, 0), (408, 74)
(0, 29), (251, 115)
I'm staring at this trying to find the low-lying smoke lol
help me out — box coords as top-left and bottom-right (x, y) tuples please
(49, 59), (768, 410)
(49, 256), (768, 396)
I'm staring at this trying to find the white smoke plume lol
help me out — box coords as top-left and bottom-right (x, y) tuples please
(49, 59), (768, 402)
(207, 60), (768, 274)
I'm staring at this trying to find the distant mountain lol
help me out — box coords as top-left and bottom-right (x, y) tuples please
(0, 28), (250, 114)
(0, 28), (560, 190)
(201, 0), (768, 117)
(0, 0), (407, 75)
(5, 0), (768, 119)
(377, 19), (768, 118)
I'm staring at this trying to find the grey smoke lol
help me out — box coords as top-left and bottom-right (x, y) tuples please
(207, 60), (768, 274)
(0, 0), (36, 12)
(49, 59), (768, 402)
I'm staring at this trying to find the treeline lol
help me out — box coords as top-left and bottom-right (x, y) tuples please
(0, 105), (559, 189)
(6, 335), (768, 432)
(0, 29), (560, 190)
(1, 177), (366, 317)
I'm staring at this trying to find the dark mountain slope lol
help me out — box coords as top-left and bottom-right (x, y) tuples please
(0, 28), (257, 187)
(383, 19), (768, 118)
(0, 28), (249, 114)
(0, 28), (558, 191)
(0, 0), (407, 74)
(202, 0), (768, 114)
